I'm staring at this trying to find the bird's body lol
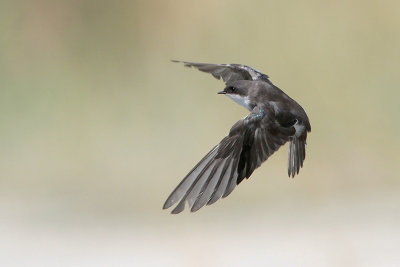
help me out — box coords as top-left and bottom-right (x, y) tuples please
(163, 61), (311, 214)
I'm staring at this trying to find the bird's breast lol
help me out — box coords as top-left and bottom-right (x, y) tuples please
(226, 95), (252, 111)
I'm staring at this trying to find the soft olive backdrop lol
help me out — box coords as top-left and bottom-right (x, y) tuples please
(1, 0), (399, 266)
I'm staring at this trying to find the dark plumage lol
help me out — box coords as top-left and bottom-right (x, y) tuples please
(164, 61), (311, 213)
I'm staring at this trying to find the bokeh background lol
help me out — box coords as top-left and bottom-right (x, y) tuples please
(1, 0), (400, 266)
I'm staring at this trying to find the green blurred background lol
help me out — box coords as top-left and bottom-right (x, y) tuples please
(1, 0), (399, 266)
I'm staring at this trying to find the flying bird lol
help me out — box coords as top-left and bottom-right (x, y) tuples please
(163, 60), (311, 214)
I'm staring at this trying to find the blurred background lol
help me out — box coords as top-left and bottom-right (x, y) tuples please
(1, 0), (399, 266)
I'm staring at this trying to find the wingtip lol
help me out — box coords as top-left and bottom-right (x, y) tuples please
(171, 209), (181, 214)
(207, 194), (220, 206)
(171, 60), (194, 68)
(170, 201), (186, 214)
(190, 200), (205, 213)
(190, 206), (200, 213)
(162, 195), (177, 210)
(162, 201), (171, 210)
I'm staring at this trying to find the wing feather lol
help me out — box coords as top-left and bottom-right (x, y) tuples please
(191, 157), (229, 212)
(163, 105), (302, 213)
(172, 60), (271, 84)
(163, 146), (218, 210)
(207, 157), (235, 205)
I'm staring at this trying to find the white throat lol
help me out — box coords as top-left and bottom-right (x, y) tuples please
(226, 94), (251, 110)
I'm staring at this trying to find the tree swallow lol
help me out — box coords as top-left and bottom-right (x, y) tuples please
(163, 61), (311, 214)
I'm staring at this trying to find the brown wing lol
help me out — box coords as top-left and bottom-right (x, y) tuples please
(163, 106), (294, 213)
(172, 60), (271, 84)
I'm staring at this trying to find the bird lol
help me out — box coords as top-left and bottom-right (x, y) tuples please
(163, 60), (311, 214)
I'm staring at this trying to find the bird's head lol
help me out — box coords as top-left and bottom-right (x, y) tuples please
(218, 81), (252, 110)
(218, 82), (248, 97)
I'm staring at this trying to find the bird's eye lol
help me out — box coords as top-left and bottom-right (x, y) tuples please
(231, 87), (236, 92)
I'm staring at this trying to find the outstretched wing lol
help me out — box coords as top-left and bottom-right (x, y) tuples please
(163, 106), (294, 214)
(172, 60), (271, 84)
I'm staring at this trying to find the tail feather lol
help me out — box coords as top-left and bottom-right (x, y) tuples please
(288, 137), (306, 177)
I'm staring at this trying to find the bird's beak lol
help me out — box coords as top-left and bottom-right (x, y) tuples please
(217, 91), (226, 94)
